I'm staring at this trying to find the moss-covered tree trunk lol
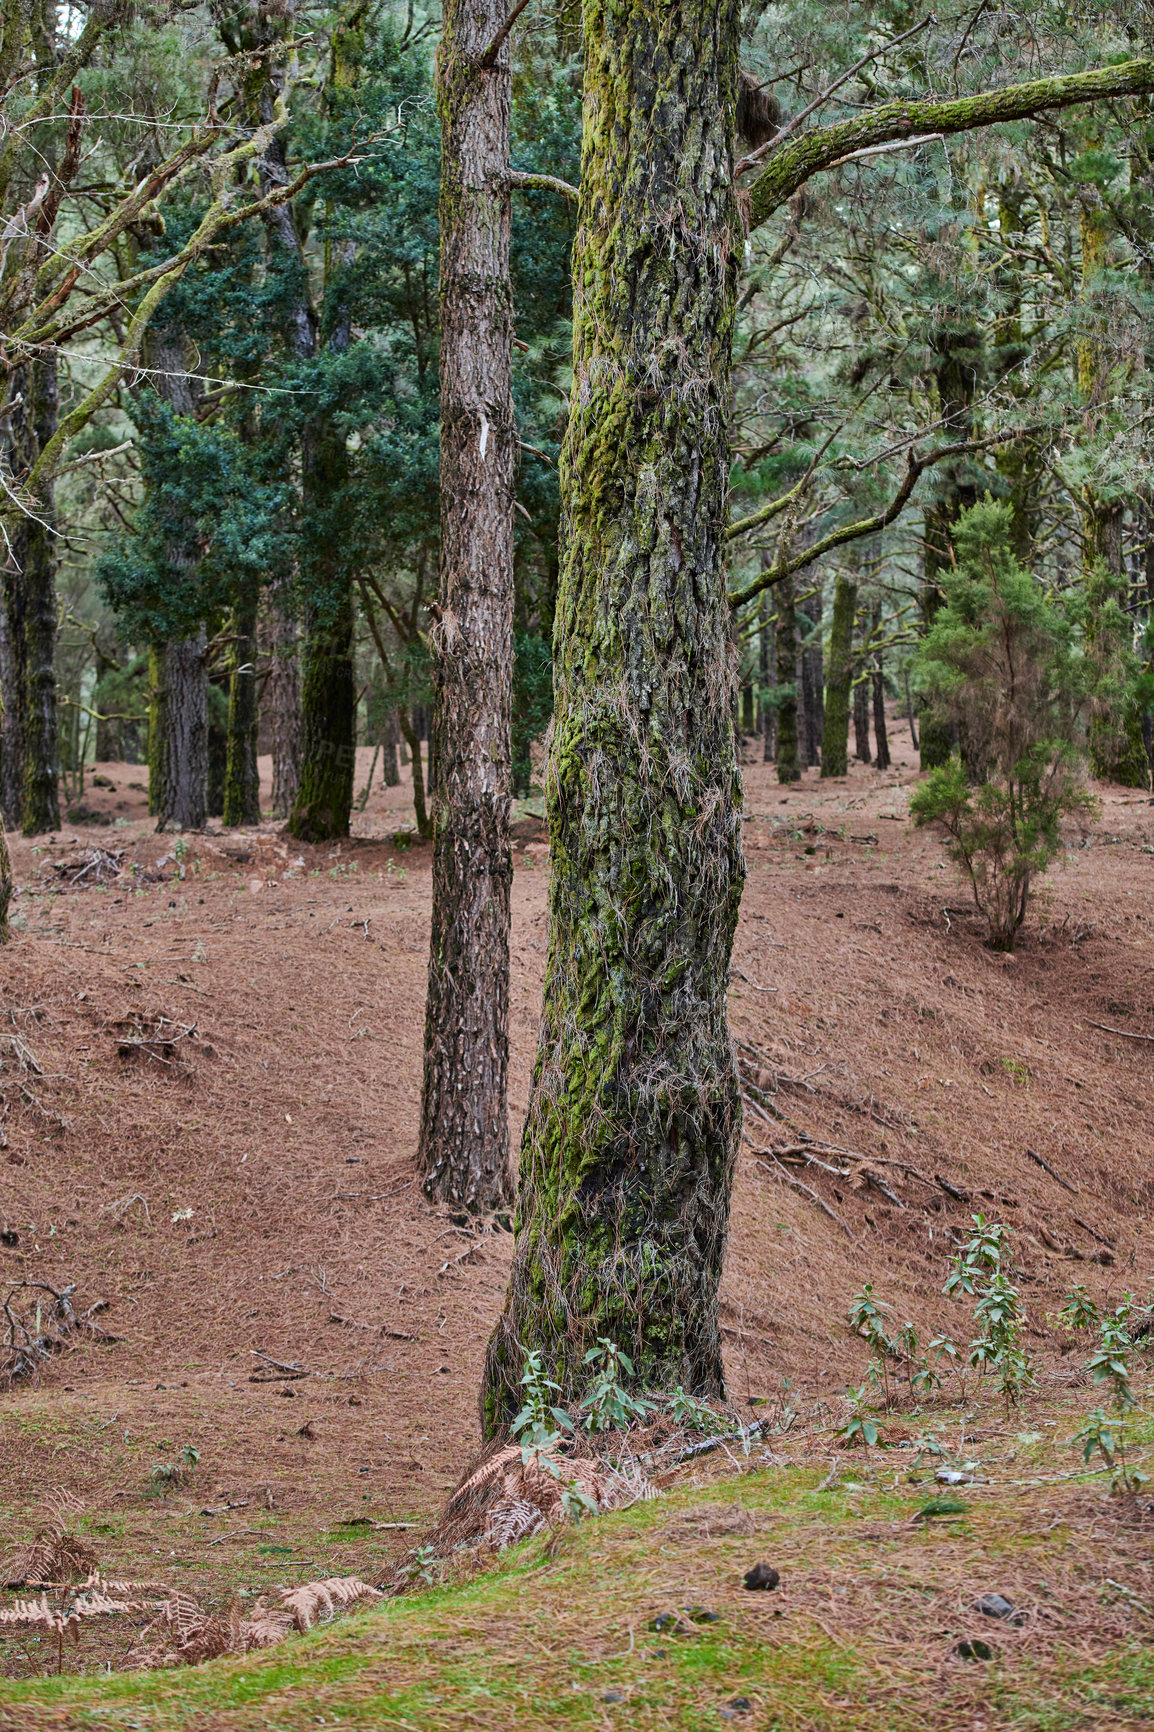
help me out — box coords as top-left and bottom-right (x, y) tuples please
(775, 575), (800, 784)
(224, 590), (261, 825)
(418, 0), (515, 1213)
(285, 576), (355, 842)
(266, 596), (301, 818)
(483, 0), (744, 1421)
(853, 669), (871, 763)
(2, 356), (61, 835)
(920, 326), (981, 771)
(821, 571), (855, 778)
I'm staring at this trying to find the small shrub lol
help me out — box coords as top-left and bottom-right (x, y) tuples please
(578, 1339), (654, 1433)
(910, 500), (1097, 951)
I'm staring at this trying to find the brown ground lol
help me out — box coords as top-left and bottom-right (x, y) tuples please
(1, 714), (1152, 1671)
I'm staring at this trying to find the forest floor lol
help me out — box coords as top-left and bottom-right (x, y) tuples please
(1, 712), (1153, 1727)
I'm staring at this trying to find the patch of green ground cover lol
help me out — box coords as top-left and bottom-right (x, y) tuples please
(0, 1454), (1147, 1730)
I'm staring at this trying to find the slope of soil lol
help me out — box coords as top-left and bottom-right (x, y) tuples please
(1, 722), (1152, 1710)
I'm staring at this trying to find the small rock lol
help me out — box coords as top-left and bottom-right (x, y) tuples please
(601, 1691), (624, 1704)
(955, 1638), (993, 1662)
(976, 1593), (1024, 1625)
(743, 1562), (780, 1591)
(935, 1469), (974, 1486)
(728, 1698), (752, 1712)
(683, 1605), (721, 1623)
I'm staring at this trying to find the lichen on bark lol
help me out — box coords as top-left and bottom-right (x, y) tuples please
(483, 0), (744, 1423)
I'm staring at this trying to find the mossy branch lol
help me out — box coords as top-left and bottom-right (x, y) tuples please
(728, 431), (1028, 611)
(747, 58), (1154, 230)
(507, 169), (578, 201)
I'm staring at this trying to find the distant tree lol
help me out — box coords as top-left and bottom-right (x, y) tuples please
(910, 501), (1097, 951)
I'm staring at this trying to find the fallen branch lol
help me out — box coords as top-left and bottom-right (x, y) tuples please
(1024, 1147), (1077, 1194)
(1087, 1020), (1154, 1044)
(753, 1155), (859, 1244)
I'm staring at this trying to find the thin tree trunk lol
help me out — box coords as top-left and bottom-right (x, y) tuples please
(801, 583), (824, 769)
(19, 355), (60, 836)
(382, 705), (401, 787)
(920, 324), (980, 771)
(775, 575), (800, 783)
(760, 595), (775, 762)
(853, 672), (871, 762)
(398, 705), (430, 839)
(159, 628), (208, 831)
(484, 0), (743, 1422)
(821, 571), (855, 777)
(903, 667), (919, 753)
(224, 590), (261, 825)
(147, 643), (166, 818)
(266, 595), (301, 818)
(0, 560), (22, 825)
(418, 0), (516, 1214)
(872, 629), (891, 773)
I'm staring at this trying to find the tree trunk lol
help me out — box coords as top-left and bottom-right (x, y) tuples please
(920, 323), (981, 771)
(760, 595), (775, 762)
(775, 575), (800, 783)
(483, 0), (743, 1422)
(853, 672), (871, 762)
(207, 675), (227, 818)
(382, 705), (401, 787)
(266, 594), (302, 819)
(19, 356), (60, 836)
(1086, 498), (1147, 786)
(418, 0), (516, 1214)
(821, 571), (855, 777)
(159, 628), (208, 831)
(285, 582), (356, 842)
(147, 643), (166, 818)
(398, 706), (430, 838)
(800, 583), (823, 769)
(0, 560), (22, 825)
(224, 590), (261, 825)
(2, 356), (60, 835)
(872, 632), (891, 773)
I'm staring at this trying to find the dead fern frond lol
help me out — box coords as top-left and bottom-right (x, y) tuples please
(2, 1487), (98, 1586)
(278, 1576), (379, 1633)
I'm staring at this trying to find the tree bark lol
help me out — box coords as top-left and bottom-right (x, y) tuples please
(2, 356), (60, 835)
(800, 583), (823, 769)
(418, 0), (516, 1214)
(775, 574), (800, 783)
(483, 0), (743, 1422)
(224, 590), (261, 825)
(266, 594), (301, 818)
(285, 581), (356, 842)
(147, 643), (166, 818)
(0, 536), (23, 826)
(872, 633), (891, 773)
(398, 705), (430, 838)
(159, 628), (208, 831)
(821, 571), (855, 777)
(853, 670), (871, 763)
(381, 704), (401, 787)
(760, 592), (775, 762)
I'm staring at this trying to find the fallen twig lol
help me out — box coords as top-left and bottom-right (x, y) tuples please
(753, 1155), (859, 1245)
(1024, 1147), (1077, 1194)
(1087, 1020), (1154, 1043)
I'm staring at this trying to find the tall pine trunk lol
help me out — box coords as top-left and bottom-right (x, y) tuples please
(775, 575), (800, 783)
(821, 571), (855, 777)
(224, 590), (261, 825)
(418, 0), (515, 1213)
(484, 0), (743, 1421)
(159, 628), (208, 831)
(2, 357), (61, 835)
(285, 577), (355, 842)
(853, 671), (871, 762)
(266, 595), (301, 818)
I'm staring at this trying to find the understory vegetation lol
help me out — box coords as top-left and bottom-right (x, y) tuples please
(3, 0), (1154, 1724)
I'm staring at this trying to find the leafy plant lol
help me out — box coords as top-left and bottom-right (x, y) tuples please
(668, 1387), (727, 1435)
(1058, 1285), (1101, 1333)
(150, 1445), (200, 1492)
(511, 1349), (573, 1450)
(578, 1339), (654, 1433)
(837, 1385), (880, 1448)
